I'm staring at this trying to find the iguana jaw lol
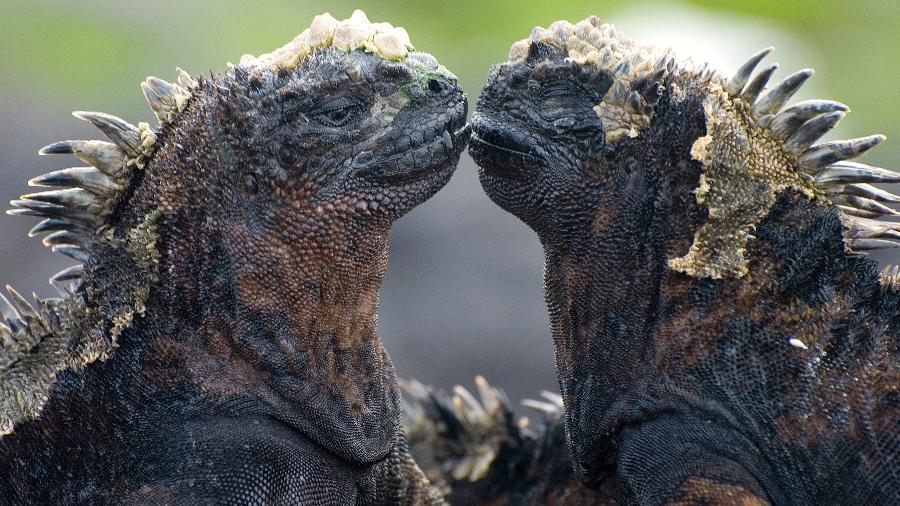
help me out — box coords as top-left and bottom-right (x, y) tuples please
(354, 122), (471, 183)
(469, 115), (544, 177)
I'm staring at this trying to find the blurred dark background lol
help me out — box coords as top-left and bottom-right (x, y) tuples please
(2, 0), (898, 407)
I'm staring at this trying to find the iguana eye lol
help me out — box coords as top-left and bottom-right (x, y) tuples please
(541, 80), (580, 98)
(316, 104), (361, 127)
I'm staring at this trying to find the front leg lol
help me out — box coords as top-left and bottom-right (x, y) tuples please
(358, 432), (446, 505)
(116, 417), (363, 505)
(614, 417), (776, 506)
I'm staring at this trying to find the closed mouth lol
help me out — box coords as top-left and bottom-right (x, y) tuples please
(354, 122), (471, 182)
(468, 123), (543, 175)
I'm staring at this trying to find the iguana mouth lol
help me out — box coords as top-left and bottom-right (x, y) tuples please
(354, 123), (471, 182)
(469, 119), (544, 176)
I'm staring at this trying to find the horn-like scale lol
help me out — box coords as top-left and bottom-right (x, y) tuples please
(725, 48), (896, 253)
(2, 68), (199, 364)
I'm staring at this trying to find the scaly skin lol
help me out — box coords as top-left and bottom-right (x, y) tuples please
(0, 13), (469, 504)
(470, 17), (898, 505)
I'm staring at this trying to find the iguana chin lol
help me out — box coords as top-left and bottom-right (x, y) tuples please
(470, 15), (898, 504)
(0, 10), (469, 504)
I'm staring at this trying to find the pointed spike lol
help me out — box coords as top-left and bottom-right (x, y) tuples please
(539, 390), (564, 406)
(38, 140), (126, 177)
(626, 91), (644, 113)
(8, 200), (101, 225)
(843, 216), (900, 238)
(39, 296), (62, 310)
(849, 238), (900, 250)
(0, 322), (15, 349)
(799, 134), (887, 171)
(520, 398), (561, 415)
(866, 229), (900, 240)
(452, 385), (487, 421)
(814, 161), (900, 186)
(754, 68), (814, 119)
(38, 141), (77, 156)
(141, 81), (164, 120)
(50, 265), (84, 284)
(176, 67), (198, 89)
(613, 58), (632, 77)
(145, 76), (178, 101)
(51, 245), (90, 263)
(0, 293), (26, 337)
(474, 375), (501, 413)
(42, 230), (91, 249)
(724, 47), (774, 96)
(3, 287), (46, 334)
(50, 280), (77, 298)
(785, 111), (846, 154)
(5, 286), (38, 322)
(28, 218), (84, 237)
(837, 205), (882, 219)
(28, 167), (120, 195)
(610, 80), (629, 103)
(843, 196), (900, 216)
(36, 297), (57, 331)
(741, 63), (778, 103)
(20, 189), (100, 211)
(71, 111), (141, 157)
(769, 100), (849, 140)
(832, 183), (900, 204)
(634, 67), (666, 91)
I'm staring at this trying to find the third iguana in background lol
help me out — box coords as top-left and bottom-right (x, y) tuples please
(0, 11), (468, 504)
(471, 16), (898, 504)
(402, 376), (610, 504)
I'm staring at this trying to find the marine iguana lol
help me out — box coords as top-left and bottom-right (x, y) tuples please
(470, 15), (899, 504)
(0, 10), (469, 504)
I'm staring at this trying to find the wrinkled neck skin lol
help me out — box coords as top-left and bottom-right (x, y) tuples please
(540, 167), (679, 484)
(540, 90), (884, 488)
(110, 99), (400, 465)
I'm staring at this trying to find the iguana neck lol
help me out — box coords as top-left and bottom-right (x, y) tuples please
(542, 190), (872, 483)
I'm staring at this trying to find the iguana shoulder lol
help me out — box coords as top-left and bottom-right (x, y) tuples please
(0, 10), (468, 504)
(471, 15), (898, 504)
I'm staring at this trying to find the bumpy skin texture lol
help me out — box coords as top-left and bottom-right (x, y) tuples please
(0, 46), (469, 504)
(471, 40), (898, 504)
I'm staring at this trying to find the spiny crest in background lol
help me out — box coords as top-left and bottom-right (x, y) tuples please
(239, 10), (414, 71)
(402, 376), (563, 491)
(507, 15), (895, 279)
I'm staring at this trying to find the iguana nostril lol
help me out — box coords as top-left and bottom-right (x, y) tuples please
(427, 78), (444, 94)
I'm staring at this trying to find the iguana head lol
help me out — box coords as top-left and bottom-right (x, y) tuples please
(470, 18), (673, 246)
(471, 16), (894, 485)
(2, 11), (469, 461)
(213, 11), (470, 229)
(472, 16), (891, 269)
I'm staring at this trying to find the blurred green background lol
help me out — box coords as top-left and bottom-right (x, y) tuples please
(2, 0), (898, 404)
(2, 0), (898, 140)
